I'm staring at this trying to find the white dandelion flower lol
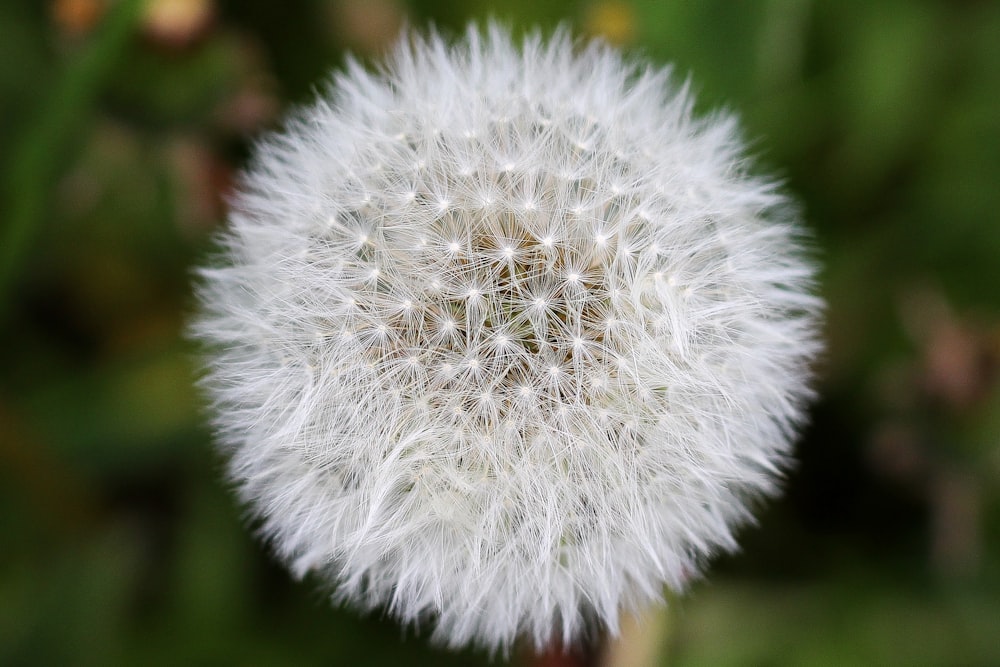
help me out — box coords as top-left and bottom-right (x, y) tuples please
(192, 23), (823, 654)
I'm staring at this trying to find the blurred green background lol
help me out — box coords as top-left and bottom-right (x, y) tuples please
(2, 0), (999, 665)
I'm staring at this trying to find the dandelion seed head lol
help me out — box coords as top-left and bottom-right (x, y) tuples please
(192, 23), (822, 654)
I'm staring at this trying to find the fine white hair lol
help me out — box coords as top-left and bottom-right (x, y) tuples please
(192, 23), (822, 654)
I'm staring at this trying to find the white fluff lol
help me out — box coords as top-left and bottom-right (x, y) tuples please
(192, 24), (822, 653)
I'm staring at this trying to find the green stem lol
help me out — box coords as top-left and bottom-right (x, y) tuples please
(0, 0), (144, 321)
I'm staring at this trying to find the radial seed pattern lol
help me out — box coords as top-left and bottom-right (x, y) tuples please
(193, 25), (822, 653)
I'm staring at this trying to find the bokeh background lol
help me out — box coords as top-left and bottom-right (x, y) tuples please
(2, 0), (999, 665)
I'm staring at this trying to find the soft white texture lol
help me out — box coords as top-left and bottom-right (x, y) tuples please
(193, 24), (822, 653)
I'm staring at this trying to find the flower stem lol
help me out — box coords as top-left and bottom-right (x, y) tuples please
(0, 0), (144, 322)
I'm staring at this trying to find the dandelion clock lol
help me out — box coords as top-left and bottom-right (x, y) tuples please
(192, 24), (822, 654)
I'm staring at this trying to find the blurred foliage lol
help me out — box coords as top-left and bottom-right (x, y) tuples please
(2, 0), (999, 665)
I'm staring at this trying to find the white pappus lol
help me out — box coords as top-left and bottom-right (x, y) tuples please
(191, 23), (823, 654)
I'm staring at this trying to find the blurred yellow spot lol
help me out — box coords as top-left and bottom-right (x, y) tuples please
(583, 0), (636, 46)
(603, 606), (672, 667)
(142, 0), (214, 47)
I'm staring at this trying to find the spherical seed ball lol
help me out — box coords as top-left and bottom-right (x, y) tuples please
(192, 24), (823, 653)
